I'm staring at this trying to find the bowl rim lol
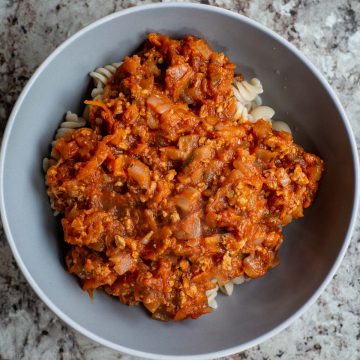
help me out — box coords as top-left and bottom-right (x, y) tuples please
(1, 3), (359, 359)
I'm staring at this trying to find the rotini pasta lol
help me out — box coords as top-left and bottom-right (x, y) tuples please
(206, 282), (219, 309)
(249, 105), (275, 121)
(232, 78), (263, 104)
(207, 275), (250, 308)
(89, 62), (122, 99)
(272, 120), (292, 134)
(43, 111), (86, 173)
(232, 78), (266, 122)
(89, 62), (122, 87)
(82, 62), (122, 120)
(232, 77), (291, 133)
(55, 111), (86, 139)
(220, 282), (234, 296)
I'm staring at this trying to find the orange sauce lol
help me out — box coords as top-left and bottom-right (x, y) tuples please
(46, 34), (324, 320)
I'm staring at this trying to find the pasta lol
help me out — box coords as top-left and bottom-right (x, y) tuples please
(272, 120), (292, 134)
(44, 34), (322, 320)
(249, 105), (275, 121)
(89, 62), (122, 99)
(231, 77), (291, 133)
(206, 280), (219, 309)
(54, 111), (86, 140)
(208, 275), (250, 308)
(232, 78), (263, 104)
(232, 79), (263, 122)
(82, 62), (122, 120)
(43, 111), (86, 173)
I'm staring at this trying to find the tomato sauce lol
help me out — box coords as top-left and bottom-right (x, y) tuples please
(46, 34), (324, 320)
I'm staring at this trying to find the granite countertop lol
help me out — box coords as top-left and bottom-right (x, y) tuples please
(0, 1), (359, 359)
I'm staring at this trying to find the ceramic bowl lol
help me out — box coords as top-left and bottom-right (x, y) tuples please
(1, 3), (358, 359)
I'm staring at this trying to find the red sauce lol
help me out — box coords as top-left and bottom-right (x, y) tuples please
(46, 34), (324, 321)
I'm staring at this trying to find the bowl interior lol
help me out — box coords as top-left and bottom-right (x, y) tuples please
(1, 5), (357, 358)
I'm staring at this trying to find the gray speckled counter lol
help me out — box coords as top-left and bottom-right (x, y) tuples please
(0, 1), (359, 359)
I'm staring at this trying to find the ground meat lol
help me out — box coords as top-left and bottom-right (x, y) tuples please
(46, 34), (324, 321)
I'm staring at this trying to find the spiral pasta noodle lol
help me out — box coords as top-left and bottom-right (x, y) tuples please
(54, 111), (86, 140)
(81, 62), (122, 120)
(43, 111), (86, 172)
(272, 120), (292, 134)
(206, 275), (250, 308)
(233, 78), (265, 122)
(232, 77), (291, 133)
(89, 62), (122, 99)
(249, 105), (275, 121)
(206, 283), (219, 309)
(232, 78), (263, 104)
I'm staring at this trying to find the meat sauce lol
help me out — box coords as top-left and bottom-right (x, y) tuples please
(46, 34), (324, 321)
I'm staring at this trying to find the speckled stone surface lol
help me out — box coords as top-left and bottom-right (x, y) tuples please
(0, 1), (359, 359)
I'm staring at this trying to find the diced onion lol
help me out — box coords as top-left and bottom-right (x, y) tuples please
(128, 160), (151, 189)
(147, 95), (172, 114)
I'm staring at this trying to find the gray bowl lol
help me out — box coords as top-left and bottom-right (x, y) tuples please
(1, 3), (358, 359)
